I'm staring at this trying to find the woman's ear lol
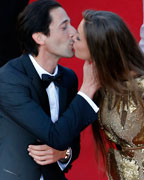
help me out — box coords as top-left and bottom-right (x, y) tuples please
(32, 32), (46, 45)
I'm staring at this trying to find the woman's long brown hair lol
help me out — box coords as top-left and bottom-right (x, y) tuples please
(83, 9), (144, 169)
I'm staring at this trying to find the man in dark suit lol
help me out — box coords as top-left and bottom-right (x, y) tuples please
(0, 0), (100, 179)
(0, 0), (29, 67)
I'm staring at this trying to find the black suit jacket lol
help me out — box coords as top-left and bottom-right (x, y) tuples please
(0, 55), (97, 179)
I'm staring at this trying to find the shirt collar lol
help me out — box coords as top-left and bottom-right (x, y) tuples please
(29, 54), (58, 79)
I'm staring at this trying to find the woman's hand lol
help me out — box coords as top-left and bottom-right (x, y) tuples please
(80, 60), (101, 99)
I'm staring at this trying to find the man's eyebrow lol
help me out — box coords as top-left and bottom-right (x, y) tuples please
(59, 19), (70, 26)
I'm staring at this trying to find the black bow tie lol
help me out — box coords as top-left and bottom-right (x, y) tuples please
(41, 72), (62, 88)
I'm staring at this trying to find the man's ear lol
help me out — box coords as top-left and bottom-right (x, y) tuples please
(32, 32), (46, 45)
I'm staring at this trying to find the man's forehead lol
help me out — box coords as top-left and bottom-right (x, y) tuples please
(50, 7), (70, 27)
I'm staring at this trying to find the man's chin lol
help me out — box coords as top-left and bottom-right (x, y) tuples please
(65, 51), (74, 58)
(59, 49), (74, 58)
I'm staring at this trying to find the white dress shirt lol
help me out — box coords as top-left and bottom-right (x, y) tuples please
(139, 24), (144, 52)
(139, 0), (144, 52)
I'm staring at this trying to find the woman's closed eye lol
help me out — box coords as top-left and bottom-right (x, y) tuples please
(76, 36), (80, 41)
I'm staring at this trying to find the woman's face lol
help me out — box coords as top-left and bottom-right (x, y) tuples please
(73, 19), (91, 60)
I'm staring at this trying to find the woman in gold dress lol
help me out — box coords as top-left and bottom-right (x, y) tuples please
(73, 10), (144, 180)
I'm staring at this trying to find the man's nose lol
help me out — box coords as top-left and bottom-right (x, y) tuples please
(69, 25), (76, 38)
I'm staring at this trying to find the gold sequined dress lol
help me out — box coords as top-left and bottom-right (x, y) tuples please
(100, 76), (144, 180)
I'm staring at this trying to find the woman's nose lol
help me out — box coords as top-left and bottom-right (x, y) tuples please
(72, 34), (77, 42)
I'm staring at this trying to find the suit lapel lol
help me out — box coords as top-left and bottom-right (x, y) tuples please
(59, 86), (67, 117)
(21, 54), (50, 114)
(58, 65), (68, 117)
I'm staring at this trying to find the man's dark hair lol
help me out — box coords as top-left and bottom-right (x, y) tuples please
(18, 0), (61, 56)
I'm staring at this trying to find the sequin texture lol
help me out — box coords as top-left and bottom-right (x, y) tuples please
(100, 76), (144, 180)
